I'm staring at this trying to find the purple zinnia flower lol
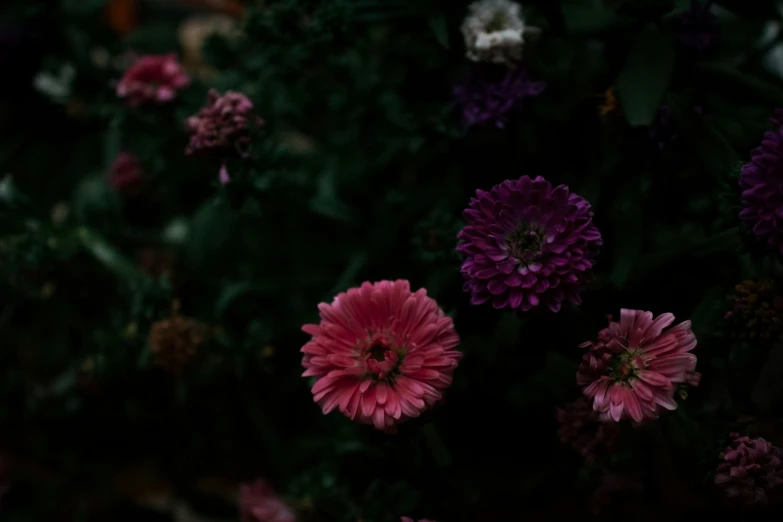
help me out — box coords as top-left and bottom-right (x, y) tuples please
(452, 65), (545, 128)
(740, 110), (783, 257)
(186, 89), (263, 157)
(677, 0), (720, 53)
(457, 175), (602, 312)
(714, 432), (783, 505)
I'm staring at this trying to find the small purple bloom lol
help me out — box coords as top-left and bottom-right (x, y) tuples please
(186, 89), (263, 157)
(453, 65), (545, 129)
(457, 175), (602, 312)
(740, 110), (783, 257)
(218, 164), (230, 185)
(677, 0), (720, 53)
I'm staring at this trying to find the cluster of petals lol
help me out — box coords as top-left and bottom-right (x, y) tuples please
(556, 397), (620, 463)
(739, 109), (783, 257)
(457, 175), (602, 312)
(301, 280), (462, 432)
(577, 309), (701, 423)
(116, 53), (190, 106)
(714, 433), (783, 505)
(185, 89), (262, 157)
(239, 479), (297, 522)
(452, 65), (545, 128)
(461, 0), (526, 66)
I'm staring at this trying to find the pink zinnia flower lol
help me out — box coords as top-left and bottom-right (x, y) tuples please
(576, 309), (701, 423)
(239, 479), (296, 522)
(108, 152), (145, 195)
(715, 432), (783, 505)
(116, 53), (190, 106)
(301, 280), (462, 432)
(185, 89), (262, 157)
(556, 397), (620, 463)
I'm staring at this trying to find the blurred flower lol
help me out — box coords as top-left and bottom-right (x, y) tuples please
(105, 0), (139, 37)
(556, 397), (620, 463)
(179, 14), (237, 81)
(33, 62), (76, 103)
(648, 104), (705, 150)
(301, 280), (462, 432)
(599, 87), (619, 118)
(148, 304), (209, 373)
(186, 90), (262, 157)
(577, 309), (701, 422)
(725, 280), (783, 343)
(590, 473), (644, 516)
(677, 0), (720, 53)
(218, 164), (230, 185)
(452, 65), (545, 128)
(715, 432), (783, 504)
(740, 110), (783, 257)
(457, 176), (602, 312)
(239, 479), (296, 522)
(116, 53), (190, 106)
(108, 152), (145, 196)
(461, 0), (527, 66)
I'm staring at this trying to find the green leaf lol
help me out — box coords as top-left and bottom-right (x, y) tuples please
(561, 5), (633, 33)
(668, 94), (738, 178)
(615, 27), (675, 127)
(76, 227), (145, 282)
(428, 14), (449, 48)
(609, 197), (644, 289)
(309, 170), (357, 224)
(185, 200), (240, 270)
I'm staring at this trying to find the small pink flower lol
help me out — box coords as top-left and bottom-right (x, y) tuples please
(108, 152), (145, 195)
(239, 479), (296, 522)
(185, 89), (262, 157)
(116, 53), (189, 106)
(715, 432), (783, 505)
(218, 164), (230, 184)
(301, 280), (462, 432)
(556, 397), (620, 463)
(577, 309), (701, 423)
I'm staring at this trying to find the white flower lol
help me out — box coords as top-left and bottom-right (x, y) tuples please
(461, 0), (527, 66)
(33, 63), (76, 103)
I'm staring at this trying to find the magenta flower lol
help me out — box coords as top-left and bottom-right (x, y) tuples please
(457, 175), (602, 312)
(108, 152), (145, 196)
(715, 433), (783, 505)
(239, 479), (296, 522)
(301, 280), (462, 432)
(116, 53), (189, 106)
(185, 89), (262, 157)
(577, 309), (701, 423)
(556, 397), (620, 463)
(740, 109), (783, 257)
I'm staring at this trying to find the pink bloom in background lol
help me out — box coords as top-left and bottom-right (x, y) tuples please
(108, 152), (145, 195)
(556, 397), (620, 463)
(239, 479), (296, 522)
(301, 280), (462, 432)
(715, 432), (783, 505)
(185, 89), (262, 157)
(576, 309), (701, 423)
(116, 53), (189, 106)
(219, 164), (230, 184)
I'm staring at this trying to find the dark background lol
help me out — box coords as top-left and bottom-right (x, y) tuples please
(2, 0), (783, 520)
